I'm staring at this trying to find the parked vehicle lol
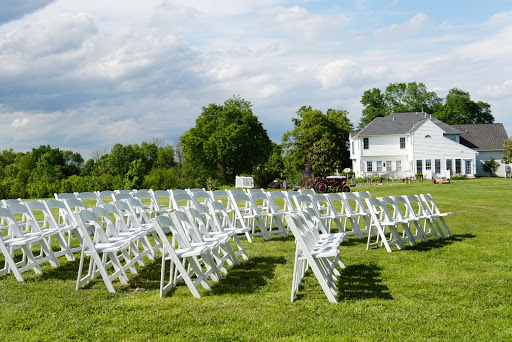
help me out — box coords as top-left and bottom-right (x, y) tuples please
(313, 176), (350, 193)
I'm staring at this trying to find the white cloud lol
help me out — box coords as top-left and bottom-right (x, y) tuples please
(259, 5), (348, 41)
(374, 13), (431, 40)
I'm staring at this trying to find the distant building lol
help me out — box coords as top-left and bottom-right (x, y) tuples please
(349, 112), (510, 179)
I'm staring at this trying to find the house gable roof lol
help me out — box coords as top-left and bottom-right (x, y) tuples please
(450, 123), (509, 151)
(354, 112), (461, 137)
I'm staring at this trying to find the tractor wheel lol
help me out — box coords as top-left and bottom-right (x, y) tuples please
(342, 185), (351, 192)
(316, 180), (328, 193)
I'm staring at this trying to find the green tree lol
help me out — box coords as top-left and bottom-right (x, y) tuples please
(308, 137), (340, 178)
(282, 106), (353, 183)
(359, 82), (442, 128)
(434, 88), (494, 124)
(180, 96), (272, 183)
(503, 138), (512, 164)
(482, 157), (500, 177)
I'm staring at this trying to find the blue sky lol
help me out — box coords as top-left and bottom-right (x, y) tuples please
(1, 0), (511, 159)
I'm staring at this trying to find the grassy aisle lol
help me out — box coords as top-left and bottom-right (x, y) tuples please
(1, 178), (512, 341)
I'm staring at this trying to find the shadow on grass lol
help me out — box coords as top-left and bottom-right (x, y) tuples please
(209, 256), (286, 295)
(406, 233), (476, 252)
(40, 258), (82, 281)
(337, 263), (393, 301)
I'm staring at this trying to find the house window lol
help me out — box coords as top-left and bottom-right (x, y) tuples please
(425, 159), (432, 171)
(400, 137), (406, 149)
(446, 159), (452, 171)
(363, 138), (369, 149)
(455, 159), (461, 174)
(386, 161), (392, 172)
(396, 160), (402, 172)
(416, 160), (423, 174)
(367, 161), (373, 172)
(435, 159), (441, 174)
(425, 135), (431, 138)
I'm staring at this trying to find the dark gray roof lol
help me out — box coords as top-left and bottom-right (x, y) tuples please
(354, 112), (461, 136)
(450, 123), (509, 151)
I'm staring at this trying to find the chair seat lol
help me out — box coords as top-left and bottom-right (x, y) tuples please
(95, 240), (131, 253)
(3, 235), (41, 246)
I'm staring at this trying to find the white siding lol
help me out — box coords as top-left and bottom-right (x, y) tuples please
(412, 120), (477, 178)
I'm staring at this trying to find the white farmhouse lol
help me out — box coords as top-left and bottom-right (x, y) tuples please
(350, 112), (480, 179)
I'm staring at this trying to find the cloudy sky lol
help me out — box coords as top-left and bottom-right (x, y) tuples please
(1, 0), (511, 159)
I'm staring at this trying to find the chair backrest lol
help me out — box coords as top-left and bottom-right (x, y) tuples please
(0, 207), (26, 238)
(209, 190), (233, 209)
(45, 199), (77, 226)
(96, 190), (115, 205)
(171, 192), (193, 211)
(293, 194), (315, 211)
(26, 200), (59, 230)
(403, 195), (429, 217)
(101, 203), (132, 234)
(420, 193), (448, 216)
(131, 189), (154, 207)
(76, 192), (100, 207)
(7, 203), (42, 234)
(299, 189), (316, 198)
(191, 190), (213, 205)
(112, 192), (133, 202)
(55, 193), (78, 200)
(150, 189), (172, 210)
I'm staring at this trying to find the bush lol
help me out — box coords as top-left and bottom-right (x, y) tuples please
(451, 175), (468, 180)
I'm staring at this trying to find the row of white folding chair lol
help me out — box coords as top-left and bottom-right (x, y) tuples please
(285, 213), (345, 303)
(290, 192), (372, 239)
(0, 202), (67, 281)
(74, 207), (151, 293)
(151, 204), (250, 298)
(364, 194), (453, 252)
(73, 197), (170, 292)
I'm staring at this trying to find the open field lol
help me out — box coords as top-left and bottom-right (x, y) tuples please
(1, 178), (512, 341)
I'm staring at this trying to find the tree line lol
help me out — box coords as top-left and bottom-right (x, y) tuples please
(2, 83), (509, 198)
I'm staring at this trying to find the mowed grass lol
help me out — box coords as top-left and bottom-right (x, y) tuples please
(1, 179), (512, 341)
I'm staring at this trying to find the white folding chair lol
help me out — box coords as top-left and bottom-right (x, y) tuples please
(25, 201), (75, 261)
(208, 201), (252, 246)
(229, 191), (270, 241)
(420, 193), (453, 238)
(150, 189), (174, 214)
(341, 192), (372, 238)
(151, 215), (213, 298)
(285, 213), (345, 303)
(7, 203), (61, 267)
(365, 197), (406, 252)
(403, 195), (440, 240)
(0, 208), (56, 281)
(172, 210), (229, 274)
(249, 191), (287, 238)
(74, 210), (137, 293)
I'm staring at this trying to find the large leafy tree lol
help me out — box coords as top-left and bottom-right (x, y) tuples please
(434, 88), (494, 124)
(180, 96), (272, 183)
(282, 106), (353, 182)
(503, 138), (512, 164)
(359, 82), (442, 128)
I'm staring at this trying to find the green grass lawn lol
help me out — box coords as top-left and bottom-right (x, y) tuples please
(1, 178), (512, 341)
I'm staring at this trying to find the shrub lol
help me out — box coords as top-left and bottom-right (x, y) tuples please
(451, 175), (468, 180)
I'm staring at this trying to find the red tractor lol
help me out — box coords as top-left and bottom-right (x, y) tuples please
(313, 176), (350, 193)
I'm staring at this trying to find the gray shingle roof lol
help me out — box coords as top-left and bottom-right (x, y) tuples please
(450, 123), (509, 151)
(354, 112), (461, 136)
